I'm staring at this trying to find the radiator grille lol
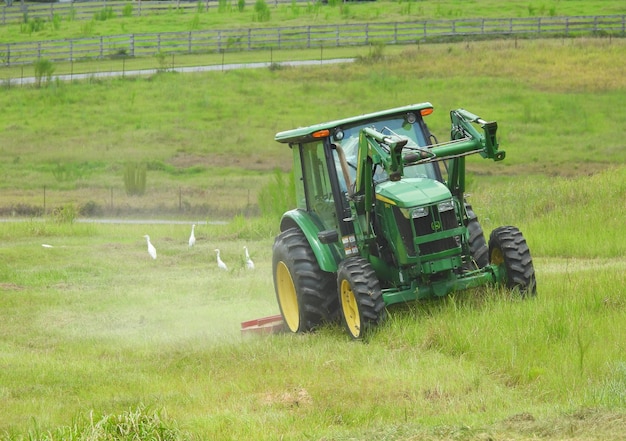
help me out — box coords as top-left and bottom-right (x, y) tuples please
(393, 204), (459, 256)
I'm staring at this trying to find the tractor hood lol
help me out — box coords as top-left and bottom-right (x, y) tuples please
(375, 178), (451, 208)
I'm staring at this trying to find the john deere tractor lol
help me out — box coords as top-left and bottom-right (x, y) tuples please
(272, 103), (536, 339)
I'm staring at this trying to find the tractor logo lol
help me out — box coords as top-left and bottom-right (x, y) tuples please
(431, 220), (442, 231)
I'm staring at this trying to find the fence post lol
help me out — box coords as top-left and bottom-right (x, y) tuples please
(248, 28), (252, 50)
(100, 36), (103, 59)
(307, 25), (310, 49)
(130, 34), (135, 57)
(188, 31), (191, 53)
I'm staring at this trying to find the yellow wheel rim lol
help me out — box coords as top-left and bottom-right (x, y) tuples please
(276, 261), (299, 332)
(340, 279), (360, 338)
(491, 248), (504, 265)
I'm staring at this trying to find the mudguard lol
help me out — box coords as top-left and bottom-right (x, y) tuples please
(279, 209), (341, 273)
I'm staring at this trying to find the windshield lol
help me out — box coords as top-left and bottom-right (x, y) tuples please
(333, 116), (440, 190)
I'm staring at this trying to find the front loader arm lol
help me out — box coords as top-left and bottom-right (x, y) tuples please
(448, 109), (504, 161)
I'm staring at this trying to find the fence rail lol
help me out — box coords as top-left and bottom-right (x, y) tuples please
(0, 0), (294, 24)
(2, 14), (625, 66)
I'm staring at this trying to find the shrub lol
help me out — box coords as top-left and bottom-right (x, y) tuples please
(94, 6), (115, 21)
(122, 3), (133, 18)
(253, 0), (271, 22)
(52, 204), (78, 224)
(123, 162), (147, 196)
(257, 168), (295, 220)
(79, 201), (102, 217)
(34, 58), (55, 88)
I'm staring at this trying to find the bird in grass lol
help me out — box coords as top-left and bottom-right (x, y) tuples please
(244, 246), (255, 269)
(215, 249), (228, 271)
(188, 224), (196, 248)
(143, 235), (157, 260)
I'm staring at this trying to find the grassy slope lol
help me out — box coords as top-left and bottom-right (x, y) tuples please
(0, 38), (625, 218)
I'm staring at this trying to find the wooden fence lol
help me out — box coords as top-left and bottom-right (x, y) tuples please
(1, 14), (625, 66)
(0, 0), (293, 24)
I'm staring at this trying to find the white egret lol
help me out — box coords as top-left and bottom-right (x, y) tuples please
(144, 235), (157, 260)
(244, 246), (255, 269)
(189, 224), (196, 248)
(215, 249), (228, 271)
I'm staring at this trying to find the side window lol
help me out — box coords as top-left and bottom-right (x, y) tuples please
(301, 141), (338, 230)
(292, 146), (306, 209)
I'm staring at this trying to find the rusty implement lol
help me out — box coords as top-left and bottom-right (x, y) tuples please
(240, 314), (286, 335)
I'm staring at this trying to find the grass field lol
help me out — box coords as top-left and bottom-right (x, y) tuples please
(1, 1), (626, 439)
(1, 169), (625, 439)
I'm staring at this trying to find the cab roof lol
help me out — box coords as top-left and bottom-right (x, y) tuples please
(274, 102), (434, 144)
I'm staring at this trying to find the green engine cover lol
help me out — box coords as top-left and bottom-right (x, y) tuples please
(376, 177), (451, 208)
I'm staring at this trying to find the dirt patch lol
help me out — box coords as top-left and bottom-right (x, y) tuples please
(260, 387), (312, 408)
(0, 283), (24, 291)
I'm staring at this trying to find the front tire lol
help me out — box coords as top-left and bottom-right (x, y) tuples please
(488, 226), (537, 295)
(272, 228), (338, 333)
(337, 257), (386, 339)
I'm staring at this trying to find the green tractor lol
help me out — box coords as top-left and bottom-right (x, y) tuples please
(272, 103), (536, 339)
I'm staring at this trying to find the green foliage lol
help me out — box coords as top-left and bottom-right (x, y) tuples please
(52, 14), (62, 31)
(189, 13), (201, 30)
(80, 19), (95, 36)
(79, 200), (102, 217)
(33, 58), (55, 88)
(154, 51), (170, 70)
(237, 0), (246, 13)
(217, 0), (229, 13)
(123, 162), (147, 196)
(52, 203), (78, 224)
(20, 16), (46, 35)
(253, 0), (271, 22)
(67, 6), (77, 22)
(52, 163), (82, 183)
(122, 3), (134, 18)
(94, 6), (115, 22)
(357, 40), (386, 63)
(257, 168), (295, 220)
(8, 406), (187, 441)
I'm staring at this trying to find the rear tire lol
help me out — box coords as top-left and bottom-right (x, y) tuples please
(488, 226), (537, 296)
(337, 257), (386, 339)
(272, 228), (338, 333)
(465, 205), (489, 269)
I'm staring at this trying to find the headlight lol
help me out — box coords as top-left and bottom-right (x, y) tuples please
(437, 200), (455, 212)
(411, 207), (429, 218)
